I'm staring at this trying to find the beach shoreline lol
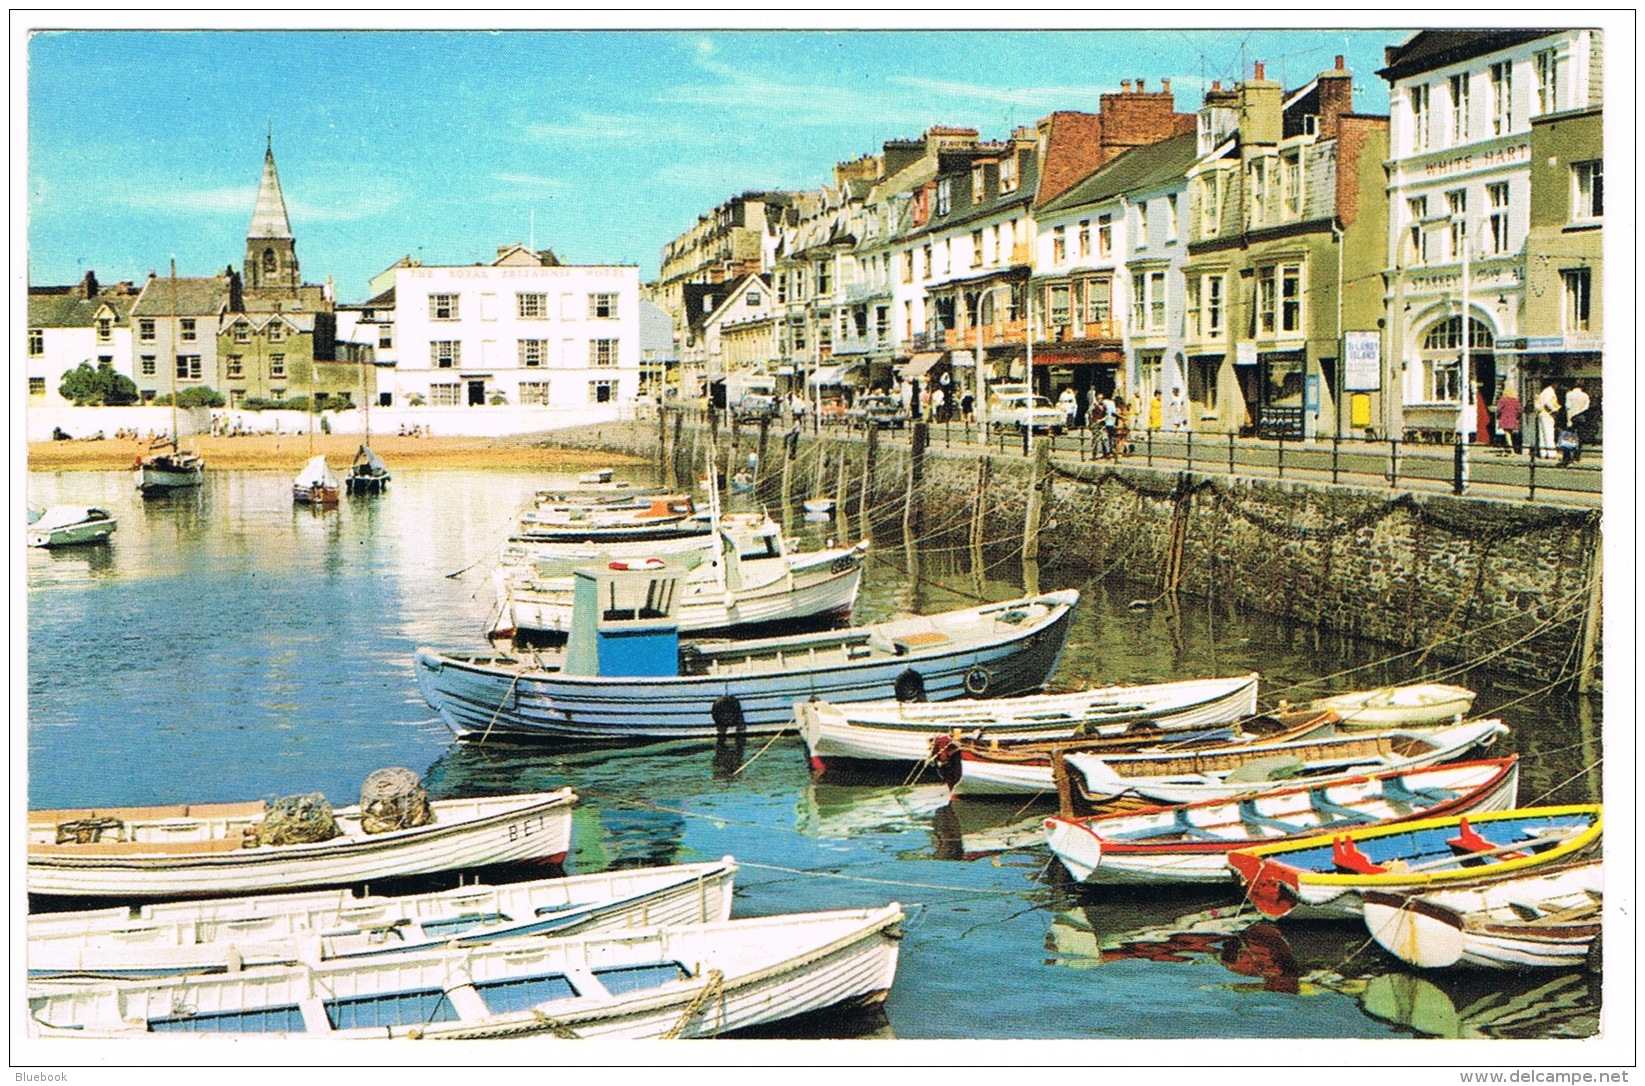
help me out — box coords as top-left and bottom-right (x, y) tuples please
(26, 433), (646, 472)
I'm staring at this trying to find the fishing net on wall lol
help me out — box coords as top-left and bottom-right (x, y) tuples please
(259, 793), (342, 845)
(360, 767), (435, 835)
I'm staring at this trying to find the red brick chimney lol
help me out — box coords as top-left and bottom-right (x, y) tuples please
(1316, 54), (1354, 140)
(1098, 78), (1179, 159)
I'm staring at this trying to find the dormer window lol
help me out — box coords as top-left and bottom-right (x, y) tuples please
(999, 154), (1019, 194)
(234, 323), (250, 343)
(96, 315), (112, 343)
(936, 178), (952, 216)
(268, 322), (285, 343)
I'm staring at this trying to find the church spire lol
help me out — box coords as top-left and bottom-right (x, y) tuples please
(248, 137), (294, 241)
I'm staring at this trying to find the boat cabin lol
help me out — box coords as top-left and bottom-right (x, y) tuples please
(563, 560), (684, 677)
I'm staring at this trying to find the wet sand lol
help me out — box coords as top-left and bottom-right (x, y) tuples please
(26, 433), (645, 472)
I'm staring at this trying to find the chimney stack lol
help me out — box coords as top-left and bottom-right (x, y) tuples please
(1121, 79), (1132, 93)
(1239, 61), (1283, 145)
(1162, 78), (1171, 94)
(1316, 54), (1355, 140)
(1137, 79), (1146, 93)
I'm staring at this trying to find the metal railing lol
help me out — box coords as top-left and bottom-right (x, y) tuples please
(681, 406), (1601, 507)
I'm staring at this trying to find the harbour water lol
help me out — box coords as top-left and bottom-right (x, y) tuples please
(25, 464), (1604, 1042)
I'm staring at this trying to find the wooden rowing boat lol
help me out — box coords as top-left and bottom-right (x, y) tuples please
(28, 789), (577, 900)
(1362, 858), (1602, 969)
(27, 903), (906, 1039)
(1057, 718), (1511, 805)
(796, 673), (1262, 768)
(1042, 757), (1520, 885)
(939, 707), (1344, 796)
(1225, 805), (1603, 920)
(28, 857), (738, 980)
(1307, 683), (1476, 728)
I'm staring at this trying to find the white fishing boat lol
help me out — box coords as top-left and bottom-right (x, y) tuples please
(28, 788), (577, 900)
(26, 506), (118, 548)
(135, 444), (205, 493)
(494, 532), (868, 639)
(1057, 718), (1512, 805)
(797, 673), (1262, 768)
(417, 559), (1079, 741)
(1042, 757), (1520, 886)
(1306, 683), (1477, 728)
(1226, 805), (1602, 921)
(27, 903), (906, 1039)
(1362, 858), (1602, 970)
(28, 857), (738, 980)
(293, 455), (341, 506)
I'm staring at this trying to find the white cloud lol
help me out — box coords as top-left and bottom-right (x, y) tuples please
(669, 53), (938, 128)
(522, 112), (644, 142)
(887, 75), (1110, 110)
(116, 182), (400, 223)
(491, 171), (568, 192)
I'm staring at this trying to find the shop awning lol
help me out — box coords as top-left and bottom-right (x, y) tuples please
(900, 352), (946, 378)
(809, 364), (856, 385)
(948, 350), (975, 369)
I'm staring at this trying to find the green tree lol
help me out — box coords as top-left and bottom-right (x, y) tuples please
(57, 359), (138, 405)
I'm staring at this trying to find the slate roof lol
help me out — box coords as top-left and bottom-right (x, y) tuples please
(131, 276), (230, 317)
(27, 291), (137, 328)
(1378, 30), (1558, 81)
(1037, 131), (1199, 216)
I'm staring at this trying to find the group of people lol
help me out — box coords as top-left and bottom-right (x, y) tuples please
(1492, 380), (1592, 465)
(896, 374), (973, 424)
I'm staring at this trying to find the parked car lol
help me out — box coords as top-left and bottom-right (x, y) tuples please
(849, 394), (907, 430)
(991, 392), (1065, 434)
(733, 393), (782, 421)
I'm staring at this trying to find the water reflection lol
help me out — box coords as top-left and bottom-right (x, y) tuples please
(1353, 970), (1600, 1040)
(25, 463), (1607, 1043)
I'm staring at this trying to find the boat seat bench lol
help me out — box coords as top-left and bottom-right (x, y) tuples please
(1236, 799), (1307, 836)
(30, 836), (257, 857)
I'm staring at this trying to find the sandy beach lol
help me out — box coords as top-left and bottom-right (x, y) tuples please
(26, 433), (646, 472)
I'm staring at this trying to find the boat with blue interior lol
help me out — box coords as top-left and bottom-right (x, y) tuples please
(417, 557), (1078, 741)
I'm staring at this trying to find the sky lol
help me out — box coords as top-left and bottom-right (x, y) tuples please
(22, 23), (1423, 301)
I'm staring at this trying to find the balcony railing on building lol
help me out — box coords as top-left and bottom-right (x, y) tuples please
(1036, 320), (1120, 344)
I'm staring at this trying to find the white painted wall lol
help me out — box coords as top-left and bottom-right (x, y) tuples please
(391, 263), (642, 410)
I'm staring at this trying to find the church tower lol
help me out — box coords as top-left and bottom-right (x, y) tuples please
(244, 136), (300, 292)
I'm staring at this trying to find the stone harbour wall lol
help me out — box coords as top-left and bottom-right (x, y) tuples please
(541, 415), (1602, 682)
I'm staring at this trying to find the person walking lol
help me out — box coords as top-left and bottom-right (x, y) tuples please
(1493, 384), (1521, 455)
(1167, 386), (1188, 431)
(1147, 390), (1164, 432)
(1563, 381), (1591, 462)
(1535, 382), (1561, 459)
(1058, 387), (1078, 431)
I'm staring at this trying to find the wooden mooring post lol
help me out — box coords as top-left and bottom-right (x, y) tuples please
(657, 406), (669, 487)
(859, 425), (878, 543)
(1023, 438), (1050, 563)
(903, 421), (928, 559)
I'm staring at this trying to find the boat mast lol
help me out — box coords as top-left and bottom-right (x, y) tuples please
(169, 259), (180, 451)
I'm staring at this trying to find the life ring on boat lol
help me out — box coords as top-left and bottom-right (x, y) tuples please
(963, 666), (992, 697)
(609, 558), (666, 571)
(894, 668), (926, 703)
(711, 694), (746, 741)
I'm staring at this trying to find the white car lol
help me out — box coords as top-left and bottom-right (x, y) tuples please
(992, 392), (1065, 434)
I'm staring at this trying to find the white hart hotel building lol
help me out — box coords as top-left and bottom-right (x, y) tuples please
(389, 244), (641, 411)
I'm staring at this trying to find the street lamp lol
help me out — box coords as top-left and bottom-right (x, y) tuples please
(1453, 215), (1479, 492)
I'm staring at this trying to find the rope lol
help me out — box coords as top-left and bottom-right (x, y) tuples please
(476, 668), (525, 746)
(662, 969), (725, 1039)
(730, 727), (789, 777)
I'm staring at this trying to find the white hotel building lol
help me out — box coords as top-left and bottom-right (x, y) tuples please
(1379, 28), (1602, 440)
(388, 245), (641, 410)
